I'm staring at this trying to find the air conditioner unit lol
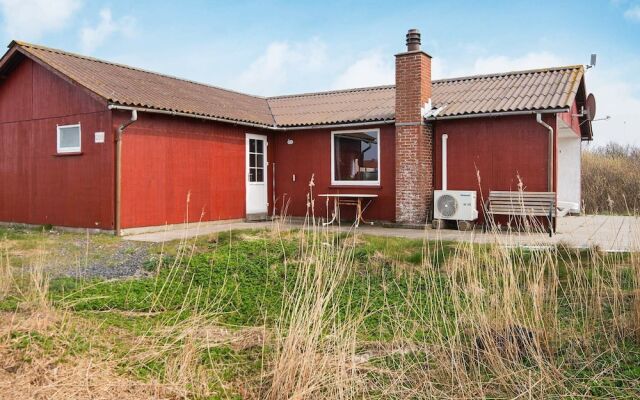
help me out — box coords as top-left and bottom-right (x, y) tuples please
(433, 190), (478, 221)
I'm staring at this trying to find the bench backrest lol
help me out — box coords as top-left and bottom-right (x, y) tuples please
(486, 191), (556, 217)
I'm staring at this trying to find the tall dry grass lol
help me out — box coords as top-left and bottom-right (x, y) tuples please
(0, 228), (222, 399)
(1, 182), (639, 398)
(265, 226), (364, 398)
(261, 227), (640, 398)
(0, 237), (50, 311)
(0, 242), (11, 300)
(582, 142), (640, 214)
(258, 178), (640, 398)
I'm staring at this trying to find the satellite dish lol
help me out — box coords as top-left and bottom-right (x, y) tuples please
(585, 93), (596, 121)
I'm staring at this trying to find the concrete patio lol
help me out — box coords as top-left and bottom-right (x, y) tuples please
(124, 215), (639, 252)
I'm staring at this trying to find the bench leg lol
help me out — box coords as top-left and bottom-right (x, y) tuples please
(549, 202), (556, 237)
(483, 200), (490, 232)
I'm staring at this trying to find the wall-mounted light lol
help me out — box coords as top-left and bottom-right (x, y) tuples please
(287, 139), (294, 145)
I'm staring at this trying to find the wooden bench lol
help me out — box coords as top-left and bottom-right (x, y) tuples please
(484, 191), (556, 236)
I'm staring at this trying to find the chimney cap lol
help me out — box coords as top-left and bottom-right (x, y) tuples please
(406, 28), (421, 51)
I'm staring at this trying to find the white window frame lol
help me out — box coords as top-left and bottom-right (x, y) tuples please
(56, 123), (82, 154)
(331, 128), (381, 186)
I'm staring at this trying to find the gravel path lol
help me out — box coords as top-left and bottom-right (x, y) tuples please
(53, 240), (153, 279)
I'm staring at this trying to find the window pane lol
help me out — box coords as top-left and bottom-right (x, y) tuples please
(249, 168), (256, 182)
(59, 126), (80, 149)
(250, 153), (256, 168)
(256, 139), (263, 154)
(256, 154), (264, 168)
(249, 139), (256, 153)
(256, 168), (264, 182)
(333, 131), (378, 182)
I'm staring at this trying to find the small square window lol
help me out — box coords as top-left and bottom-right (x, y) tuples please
(57, 124), (81, 153)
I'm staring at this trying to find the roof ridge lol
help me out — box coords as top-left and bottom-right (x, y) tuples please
(10, 41), (583, 101)
(267, 84), (395, 100)
(432, 65), (585, 84)
(4, 41), (586, 127)
(266, 65), (584, 98)
(12, 40), (269, 100)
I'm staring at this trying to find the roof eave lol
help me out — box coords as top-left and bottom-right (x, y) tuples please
(107, 103), (278, 130)
(0, 45), (23, 77)
(426, 107), (570, 121)
(108, 103), (396, 131)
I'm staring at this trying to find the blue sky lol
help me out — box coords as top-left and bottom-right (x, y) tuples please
(1, 0), (639, 145)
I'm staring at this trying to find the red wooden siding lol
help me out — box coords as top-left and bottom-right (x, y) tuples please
(271, 124), (396, 221)
(434, 114), (557, 222)
(116, 111), (273, 229)
(0, 55), (33, 123)
(558, 99), (582, 136)
(0, 58), (114, 229)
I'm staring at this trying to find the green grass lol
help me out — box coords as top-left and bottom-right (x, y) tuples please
(1, 226), (639, 398)
(47, 231), (461, 335)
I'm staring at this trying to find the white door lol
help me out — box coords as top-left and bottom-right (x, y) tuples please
(245, 133), (268, 215)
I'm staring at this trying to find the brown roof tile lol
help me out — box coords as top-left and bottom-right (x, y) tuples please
(270, 66), (583, 124)
(13, 41), (275, 126)
(431, 66), (583, 118)
(267, 85), (395, 126)
(3, 41), (584, 127)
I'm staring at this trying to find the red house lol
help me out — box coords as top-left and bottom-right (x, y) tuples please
(0, 30), (593, 235)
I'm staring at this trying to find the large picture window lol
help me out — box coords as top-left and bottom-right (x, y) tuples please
(331, 129), (380, 185)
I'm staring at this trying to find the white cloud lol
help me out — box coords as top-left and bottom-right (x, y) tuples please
(430, 58), (446, 81)
(586, 67), (640, 146)
(331, 52), (394, 89)
(447, 52), (568, 78)
(233, 38), (328, 95)
(624, 5), (640, 21)
(0, 0), (82, 40)
(80, 8), (135, 53)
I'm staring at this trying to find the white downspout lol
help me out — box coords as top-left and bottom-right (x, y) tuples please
(115, 109), (138, 236)
(535, 113), (554, 192)
(442, 134), (448, 191)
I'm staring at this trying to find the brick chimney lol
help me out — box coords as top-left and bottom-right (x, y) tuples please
(394, 28), (433, 225)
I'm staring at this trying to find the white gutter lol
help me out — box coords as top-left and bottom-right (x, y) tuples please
(535, 113), (554, 192)
(428, 108), (568, 121)
(108, 104), (277, 130)
(280, 120), (394, 130)
(108, 104), (568, 130)
(107, 104), (395, 131)
(441, 134), (448, 190)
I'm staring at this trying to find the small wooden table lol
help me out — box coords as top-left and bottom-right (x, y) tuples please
(318, 194), (378, 227)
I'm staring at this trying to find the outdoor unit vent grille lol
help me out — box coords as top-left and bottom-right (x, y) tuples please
(437, 194), (458, 218)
